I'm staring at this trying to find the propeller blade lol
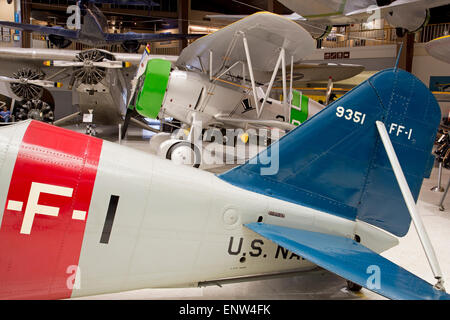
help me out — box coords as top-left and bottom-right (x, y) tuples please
(44, 60), (84, 68)
(92, 61), (132, 69)
(325, 76), (333, 106)
(0, 76), (61, 88)
(0, 76), (17, 83)
(121, 107), (135, 140)
(27, 79), (63, 88)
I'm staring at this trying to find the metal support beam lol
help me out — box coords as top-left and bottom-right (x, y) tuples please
(376, 121), (445, 291)
(396, 33), (415, 72)
(281, 49), (287, 123)
(213, 61), (242, 83)
(209, 50), (213, 81)
(289, 55), (293, 123)
(242, 61), (246, 88)
(241, 33), (260, 117)
(177, 0), (189, 52)
(257, 48), (284, 118)
(21, 0), (31, 48)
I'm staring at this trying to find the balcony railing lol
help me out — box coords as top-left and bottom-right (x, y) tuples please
(320, 22), (450, 49)
(321, 27), (398, 48)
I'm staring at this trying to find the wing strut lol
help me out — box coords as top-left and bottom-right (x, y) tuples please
(240, 32), (292, 120)
(376, 120), (445, 291)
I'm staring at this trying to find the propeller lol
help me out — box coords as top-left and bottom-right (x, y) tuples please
(0, 69), (62, 100)
(121, 46), (150, 139)
(44, 60), (131, 69)
(121, 107), (136, 140)
(0, 76), (61, 87)
(42, 49), (131, 89)
(121, 77), (142, 139)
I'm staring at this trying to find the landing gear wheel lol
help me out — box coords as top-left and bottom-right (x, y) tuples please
(166, 141), (201, 168)
(346, 280), (362, 292)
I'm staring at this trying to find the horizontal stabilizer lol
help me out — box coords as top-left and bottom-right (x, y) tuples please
(246, 222), (450, 300)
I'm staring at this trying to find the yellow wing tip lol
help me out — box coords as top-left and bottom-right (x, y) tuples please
(430, 34), (450, 42)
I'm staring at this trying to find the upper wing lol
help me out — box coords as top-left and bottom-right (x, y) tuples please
(205, 13), (306, 23)
(0, 47), (177, 66)
(104, 32), (203, 43)
(346, 0), (450, 17)
(0, 21), (79, 39)
(176, 12), (315, 84)
(0, 47), (80, 62)
(246, 222), (450, 300)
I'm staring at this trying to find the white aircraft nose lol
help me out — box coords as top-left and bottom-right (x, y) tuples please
(0, 120), (31, 151)
(0, 119), (31, 135)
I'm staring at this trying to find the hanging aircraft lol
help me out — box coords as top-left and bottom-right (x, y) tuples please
(0, 0), (200, 53)
(0, 63), (448, 299)
(206, 0), (450, 39)
(120, 13), (361, 166)
(0, 46), (177, 133)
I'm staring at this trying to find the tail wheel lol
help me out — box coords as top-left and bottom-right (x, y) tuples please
(346, 280), (362, 292)
(166, 141), (201, 168)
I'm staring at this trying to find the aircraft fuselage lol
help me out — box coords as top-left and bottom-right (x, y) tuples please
(0, 121), (397, 299)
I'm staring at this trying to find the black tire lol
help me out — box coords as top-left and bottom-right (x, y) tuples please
(166, 141), (201, 168)
(346, 280), (362, 292)
(376, 0), (393, 6)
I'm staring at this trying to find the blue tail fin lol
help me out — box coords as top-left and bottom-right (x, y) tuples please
(219, 68), (441, 237)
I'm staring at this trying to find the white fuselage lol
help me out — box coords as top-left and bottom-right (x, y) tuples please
(71, 140), (397, 297)
(159, 70), (289, 128)
(0, 122), (398, 298)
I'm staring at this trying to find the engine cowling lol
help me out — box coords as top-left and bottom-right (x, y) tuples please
(48, 35), (72, 49)
(121, 40), (141, 53)
(298, 22), (332, 40)
(134, 58), (172, 119)
(385, 8), (430, 33)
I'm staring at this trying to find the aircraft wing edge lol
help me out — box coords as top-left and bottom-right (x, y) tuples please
(104, 32), (202, 43)
(245, 222), (450, 300)
(0, 21), (79, 39)
(205, 13), (306, 22)
(345, 0), (450, 17)
(214, 116), (296, 131)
